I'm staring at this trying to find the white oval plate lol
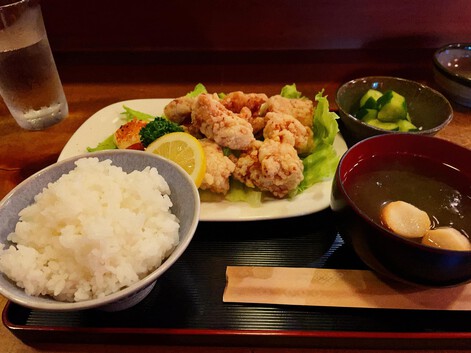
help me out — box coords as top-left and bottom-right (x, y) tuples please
(59, 99), (348, 221)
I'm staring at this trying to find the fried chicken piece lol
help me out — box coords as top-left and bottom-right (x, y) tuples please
(237, 106), (266, 135)
(199, 139), (235, 195)
(265, 95), (314, 127)
(113, 118), (147, 149)
(221, 91), (268, 134)
(163, 96), (195, 124)
(263, 112), (314, 155)
(221, 91), (268, 115)
(233, 139), (304, 198)
(232, 140), (262, 189)
(191, 94), (255, 150)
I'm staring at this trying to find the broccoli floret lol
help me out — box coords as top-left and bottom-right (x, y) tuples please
(139, 117), (183, 147)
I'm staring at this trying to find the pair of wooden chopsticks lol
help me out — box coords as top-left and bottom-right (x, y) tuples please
(224, 266), (471, 310)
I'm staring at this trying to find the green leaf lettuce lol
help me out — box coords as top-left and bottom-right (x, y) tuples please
(280, 83), (303, 99)
(121, 105), (155, 122)
(295, 89), (340, 194)
(186, 83), (208, 97)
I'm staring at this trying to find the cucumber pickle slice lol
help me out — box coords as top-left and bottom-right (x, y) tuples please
(355, 89), (418, 132)
(376, 90), (408, 122)
(359, 89), (383, 109)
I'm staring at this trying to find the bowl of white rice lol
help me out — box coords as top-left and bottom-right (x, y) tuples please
(0, 150), (200, 311)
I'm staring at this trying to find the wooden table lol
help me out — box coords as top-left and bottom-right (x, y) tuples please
(0, 50), (470, 352)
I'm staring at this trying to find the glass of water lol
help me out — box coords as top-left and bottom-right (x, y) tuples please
(0, 0), (68, 130)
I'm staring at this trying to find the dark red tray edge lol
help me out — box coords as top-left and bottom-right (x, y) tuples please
(4, 300), (471, 350)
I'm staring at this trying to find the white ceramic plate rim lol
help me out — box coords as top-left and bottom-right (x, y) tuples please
(59, 99), (348, 221)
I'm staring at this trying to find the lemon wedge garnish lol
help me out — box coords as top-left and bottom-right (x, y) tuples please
(145, 132), (206, 188)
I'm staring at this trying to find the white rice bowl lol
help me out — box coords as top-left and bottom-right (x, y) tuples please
(0, 157), (181, 303)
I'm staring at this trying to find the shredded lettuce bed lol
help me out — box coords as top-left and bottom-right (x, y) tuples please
(87, 134), (117, 152)
(121, 106), (155, 122)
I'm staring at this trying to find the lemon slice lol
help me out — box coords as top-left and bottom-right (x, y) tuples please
(146, 132), (206, 188)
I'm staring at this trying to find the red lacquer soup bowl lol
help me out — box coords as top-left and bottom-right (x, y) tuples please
(331, 133), (471, 287)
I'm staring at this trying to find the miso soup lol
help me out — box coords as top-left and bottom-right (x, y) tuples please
(344, 153), (470, 241)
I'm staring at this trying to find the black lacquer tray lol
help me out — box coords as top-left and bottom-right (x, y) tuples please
(4, 210), (471, 349)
